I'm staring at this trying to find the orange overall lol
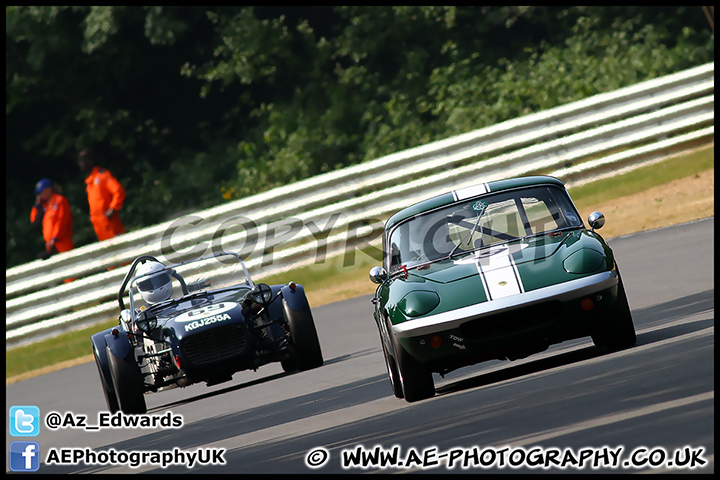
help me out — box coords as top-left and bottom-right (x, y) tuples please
(30, 192), (74, 252)
(85, 166), (126, 241)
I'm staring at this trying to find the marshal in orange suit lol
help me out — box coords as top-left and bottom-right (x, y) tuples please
(78, 147), (126, 241)
(30, 178), (74, 258)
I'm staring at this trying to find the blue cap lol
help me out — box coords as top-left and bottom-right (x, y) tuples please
(34, 178), (53, 194)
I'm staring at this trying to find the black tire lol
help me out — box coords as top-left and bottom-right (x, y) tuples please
(106, 346), (147, 414)
(387, 319), (434, 402)
(282, 300), (323, 371)
(591, 277), (636, 351)
(379, 329), (404, 398)
(280, 357), (296, 373)
(94, 346), (119, 413)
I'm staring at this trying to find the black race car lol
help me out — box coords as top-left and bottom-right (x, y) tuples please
(91, 251), (323, 413)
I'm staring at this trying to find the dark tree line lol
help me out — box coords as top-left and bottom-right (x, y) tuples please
(6, 6), (713, 268)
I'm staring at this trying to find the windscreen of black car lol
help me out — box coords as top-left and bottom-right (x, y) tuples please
(129, 256), (252, 311)
(386, 185), (583, 273)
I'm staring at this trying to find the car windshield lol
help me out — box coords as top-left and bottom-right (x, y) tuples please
(128, 253), (253, 312)
(386, 185), (583, 274)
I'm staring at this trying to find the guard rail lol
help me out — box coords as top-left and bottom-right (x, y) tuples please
(6, 62), (714, 346)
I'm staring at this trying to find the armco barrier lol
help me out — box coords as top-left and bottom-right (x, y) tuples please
(5, 62), (714, 347)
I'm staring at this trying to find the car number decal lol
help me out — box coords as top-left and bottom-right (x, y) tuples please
(174, 302), (238, 323)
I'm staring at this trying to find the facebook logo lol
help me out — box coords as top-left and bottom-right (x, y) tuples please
(9, 406), (40, 437)
(9, 441), (41, 472)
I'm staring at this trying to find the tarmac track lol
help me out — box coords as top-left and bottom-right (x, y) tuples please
(6, 217), (714, 473)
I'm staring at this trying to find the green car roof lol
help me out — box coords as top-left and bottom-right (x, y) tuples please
(385, 175), (566, 231)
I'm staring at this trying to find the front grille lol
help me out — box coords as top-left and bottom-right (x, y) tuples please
(181, 324), (248, 365)
(459, 301), (562, 338)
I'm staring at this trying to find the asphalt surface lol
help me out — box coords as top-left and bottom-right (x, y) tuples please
(6, 217), (714, 474)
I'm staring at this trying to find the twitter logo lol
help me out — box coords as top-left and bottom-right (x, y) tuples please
(9, 406), (40, 437)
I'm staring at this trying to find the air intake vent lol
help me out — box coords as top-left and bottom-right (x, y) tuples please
(181, 324), (247, 365)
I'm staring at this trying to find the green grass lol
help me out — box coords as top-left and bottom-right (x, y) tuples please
(6, 144), (714, 380)
(255, 247), (381, 293)
(6, 322), (116, 378)
(566, 145), (714, 207)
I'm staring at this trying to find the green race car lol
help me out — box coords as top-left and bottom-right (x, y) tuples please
(369, 175), (636, 402)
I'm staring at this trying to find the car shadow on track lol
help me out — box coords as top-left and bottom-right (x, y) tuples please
(435, 344), (603, 397)
(147, 347), (380, 413)
(150, 371), (290, 412)
(436, 288), (714, 398)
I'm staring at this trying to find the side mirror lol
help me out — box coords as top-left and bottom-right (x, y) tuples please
(369, 266), (389, 285)
(588, 211), (605, 231)
(119, 309), (132, 331)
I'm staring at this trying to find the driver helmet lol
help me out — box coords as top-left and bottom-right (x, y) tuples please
(136, 260), (173, 304)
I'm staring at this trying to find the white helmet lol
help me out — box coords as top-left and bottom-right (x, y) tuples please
(136, 260), (173, 304)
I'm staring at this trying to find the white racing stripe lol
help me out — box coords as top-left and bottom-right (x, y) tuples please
(475, 246), (525, 300)
(476, 262), (492, 300)
(451, 184), (524, 299)
(453, 183), (489, 201)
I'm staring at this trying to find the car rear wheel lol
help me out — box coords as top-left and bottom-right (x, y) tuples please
(94, 347), (119, 413)
(591, 277), (636, 351)
(387, 319), (434, 402)
(107, 346), (147, 414)
(282, 300), (324, 371)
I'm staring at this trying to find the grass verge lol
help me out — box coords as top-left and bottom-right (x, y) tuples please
(6, 144), (714, 382)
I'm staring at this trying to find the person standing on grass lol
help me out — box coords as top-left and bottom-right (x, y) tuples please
(30, 178), (74, 260)
(78, 147), (126, 242)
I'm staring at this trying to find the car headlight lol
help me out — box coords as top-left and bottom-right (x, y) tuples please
(136, 311), (157, 333)
(398, 291), (440, 317)
(250, 283), (273, 305)
(563, 248), (606, 274)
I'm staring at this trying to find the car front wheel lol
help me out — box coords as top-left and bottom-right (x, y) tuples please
(282, 300), (324, 372)
(94, 347), (119, 413)
(591, 277), (636, 351)
(387, 319), (434, 402)
(380, 329), (404, 399)
(107, 346), (147, 414)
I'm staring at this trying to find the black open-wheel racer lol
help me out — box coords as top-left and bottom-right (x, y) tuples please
(91, 251), (323, 413)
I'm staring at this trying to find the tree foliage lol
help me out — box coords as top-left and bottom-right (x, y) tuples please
(5, 6), (713, 267)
